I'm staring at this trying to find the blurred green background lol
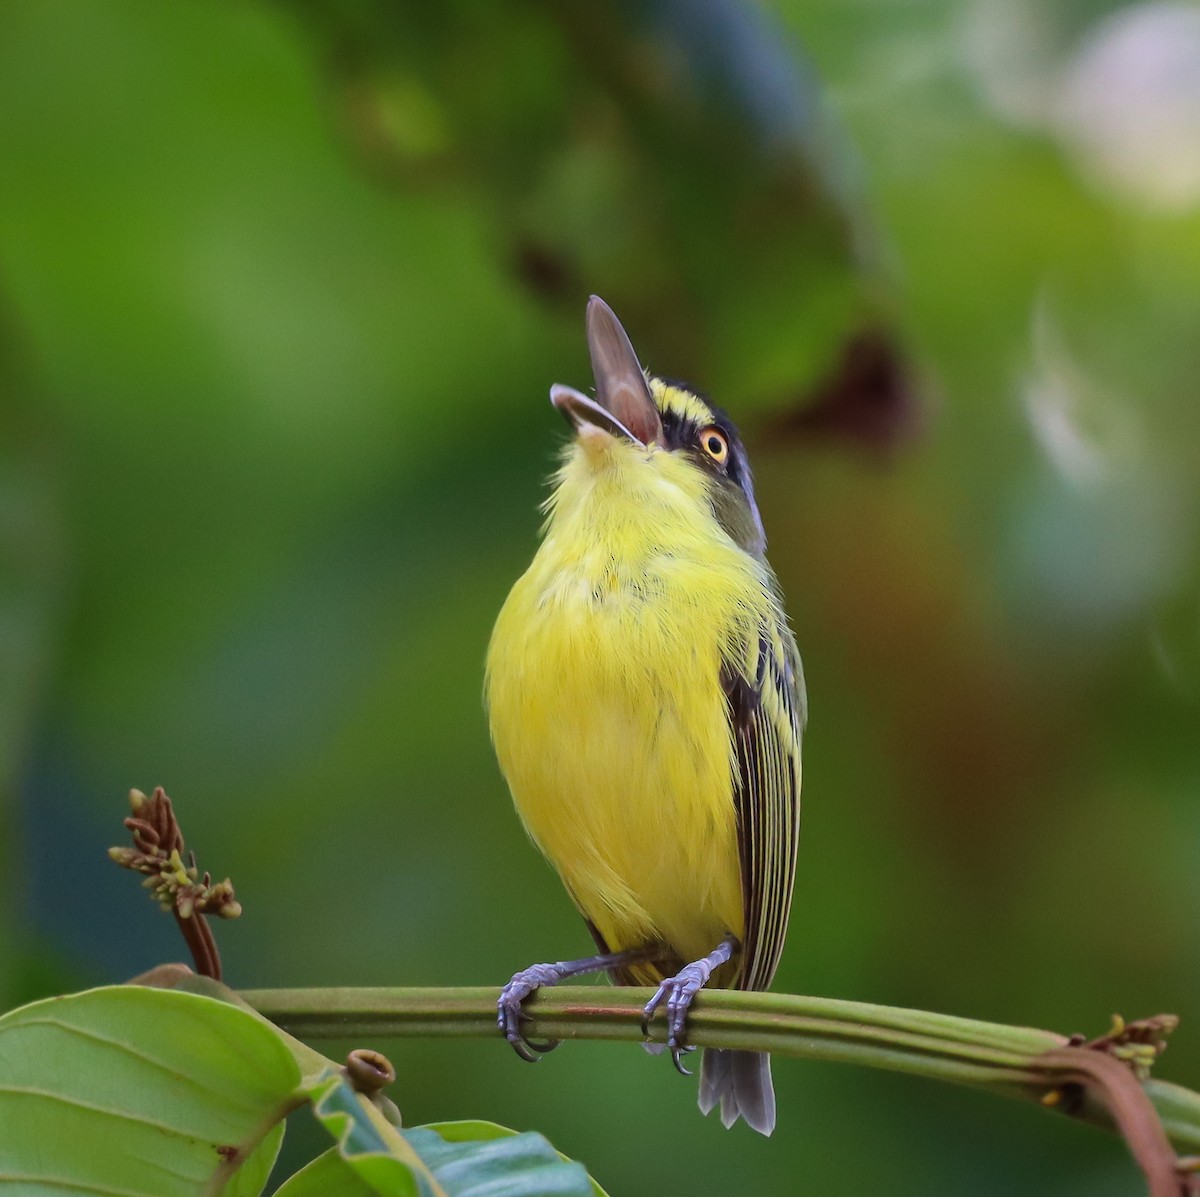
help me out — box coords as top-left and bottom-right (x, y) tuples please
(3, 0), (1199, 1192)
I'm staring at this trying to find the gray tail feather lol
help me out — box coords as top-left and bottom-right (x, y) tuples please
(698, 1048), (776, 1135)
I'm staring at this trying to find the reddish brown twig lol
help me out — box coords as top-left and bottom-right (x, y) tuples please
(1038, 1014), (1188, 1197)
(108, 787), (241, 980)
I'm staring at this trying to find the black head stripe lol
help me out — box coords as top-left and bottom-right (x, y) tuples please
(651, 377), (767, 556)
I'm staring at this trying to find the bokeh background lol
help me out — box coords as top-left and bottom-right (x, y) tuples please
(3, 0), (1200, 1192)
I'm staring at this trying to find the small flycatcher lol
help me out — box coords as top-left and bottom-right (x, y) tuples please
(486, 297), (806, 1134)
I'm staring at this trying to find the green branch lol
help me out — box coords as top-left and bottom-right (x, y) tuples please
(111, 792), (1197, 1195)
(238, 986), (1200, 1161)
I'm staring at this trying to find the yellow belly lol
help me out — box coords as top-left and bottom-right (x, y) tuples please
(488, 574), (743, 972)
(486, 492), (768, 976)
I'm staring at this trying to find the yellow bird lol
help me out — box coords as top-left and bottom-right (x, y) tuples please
(486, 297), (805, 1135)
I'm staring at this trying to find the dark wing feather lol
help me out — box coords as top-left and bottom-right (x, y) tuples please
(723, 600), (806, 994)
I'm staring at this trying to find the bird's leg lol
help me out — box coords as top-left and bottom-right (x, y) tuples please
(641, 934), (739, 1075)
(499, 945), (660, 1062)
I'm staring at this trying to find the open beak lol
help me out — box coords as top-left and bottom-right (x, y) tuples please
(551, 296), (664, 447)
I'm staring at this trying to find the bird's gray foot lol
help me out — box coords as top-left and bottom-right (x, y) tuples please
(498, 963), (569, 1062)
(499, 945), (661, 1063)
(641, 935), (738, 1075)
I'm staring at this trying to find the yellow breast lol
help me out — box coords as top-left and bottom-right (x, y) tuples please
(485, 434), (775, 970)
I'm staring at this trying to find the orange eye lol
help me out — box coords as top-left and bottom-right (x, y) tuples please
(699, 426), (729, 465)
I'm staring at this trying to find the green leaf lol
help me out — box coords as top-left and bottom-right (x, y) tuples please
(0, 985), (302, 1197)
(420, 1121), (521, 1144)
(272, 1148), (384, 1197)
(403, 1124), (596, 1197)
(300, 1077), (597, 1197)
(307, 1071), (438, 1197)
(177, 971), (347, 1091)
(276, 1130), (601, 1197)
(421, 1122), (608, 1197)
(222, 1121), (285, 1197)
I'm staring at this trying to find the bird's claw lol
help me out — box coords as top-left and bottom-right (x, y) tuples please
(670, 1044), (698, 1075)
(640, 959), (713, 1068)
(498, 963), (564, 1062)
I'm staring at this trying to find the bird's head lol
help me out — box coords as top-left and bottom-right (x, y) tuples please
(550, 296), (766, 557)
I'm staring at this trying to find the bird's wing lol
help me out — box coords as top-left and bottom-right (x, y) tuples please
(723, 605), (806, 993)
